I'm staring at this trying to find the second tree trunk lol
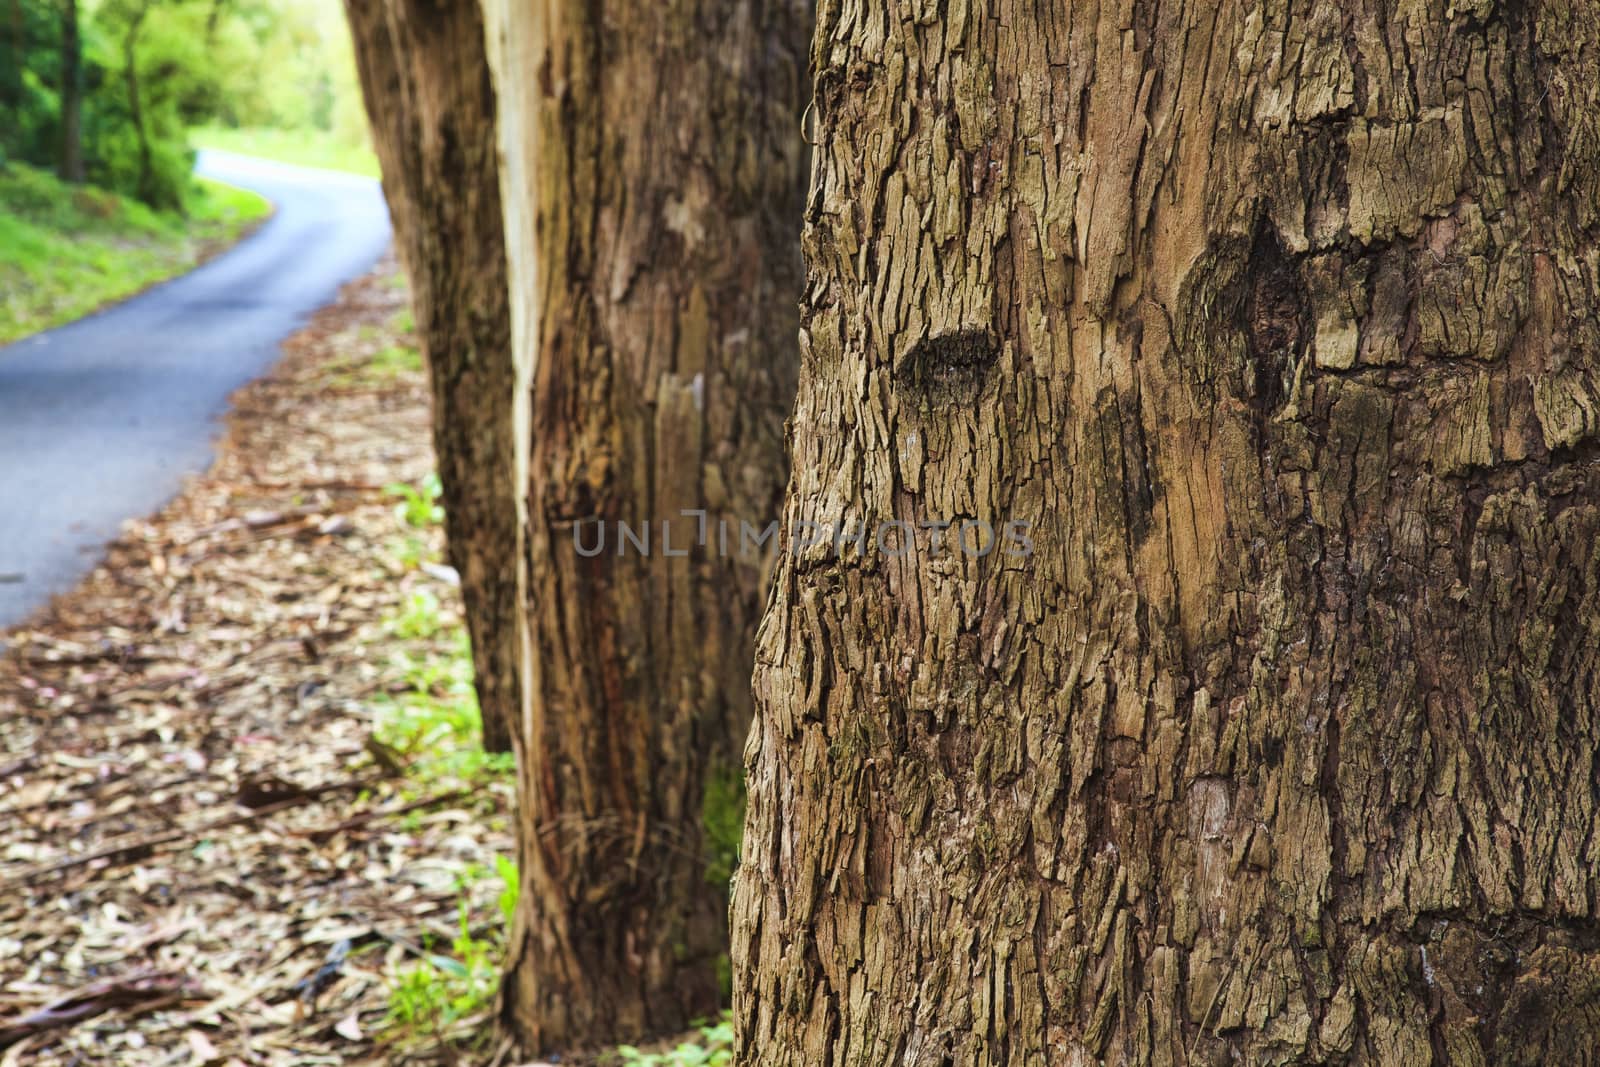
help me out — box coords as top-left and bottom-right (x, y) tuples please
(344, 0), (520, 755)
(481, 0), (810, 1052)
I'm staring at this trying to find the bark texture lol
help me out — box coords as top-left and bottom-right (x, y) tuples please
(479, 0), (809, 1052)
(734, 2), (1600, 1064)
(345, 0), (519, 753)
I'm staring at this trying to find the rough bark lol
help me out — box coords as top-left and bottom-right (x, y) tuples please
(344, 0), (518, 754)
(479, 0), (808, 1053)
(734, 2), (1600, 1065)
(58, 0), (82, 184)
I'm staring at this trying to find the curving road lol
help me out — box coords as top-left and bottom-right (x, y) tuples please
(0, 150), (391, 631)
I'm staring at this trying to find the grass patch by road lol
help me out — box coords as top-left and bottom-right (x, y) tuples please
(190, 124), (381, 178)
(0, 162), (273, 345)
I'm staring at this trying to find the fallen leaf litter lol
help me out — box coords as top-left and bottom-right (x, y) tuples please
(0, 259), (515, 1066)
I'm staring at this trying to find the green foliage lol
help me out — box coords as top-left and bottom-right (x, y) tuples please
(387, 866), (509, 1037)
(700, 764), (744, 999)
(1, 0), (370, 208)
(185, 0), (374, 174)
(389, 533), (433, 572)
(388, 589), (445, 641)
(197, 1), (367, 141)
(386, 474), (445, 529)
(88, 0), (202, 209)
(2, 0), (198, 206)
(493, 854), (519, 928)
(701, 763), (745, 889)
(373, 621), (513, 783)
(189, 174), (271, 225)
(614, 1015), (736, 1067)
(0, 161), (269, 343)
(369, 342), (424, 379)
(0, 3), (68, 167)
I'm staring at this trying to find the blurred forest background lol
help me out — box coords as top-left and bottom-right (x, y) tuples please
(1, 0), (371, 206)
(0, 0), (374, 341)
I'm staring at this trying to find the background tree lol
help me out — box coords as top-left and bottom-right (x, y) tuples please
(343, 0), (518, 755)
(1, 0), (66, 168)
(197, 0), (368, 145)
(0, 0), (366, 208)
(111, 0), (156, 203)
(734, 1), (1600, 1064)
(479, 0), (809, 1052)
(57, 0), (81, 182)
(0, 1), (26, 124)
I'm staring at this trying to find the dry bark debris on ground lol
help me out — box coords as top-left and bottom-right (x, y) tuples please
(0, 257), (516, 1066)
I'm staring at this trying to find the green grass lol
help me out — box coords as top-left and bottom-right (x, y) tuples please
(373, 502), (519, 1052)
(387, 857), (519, 1043)
(0, 162), (272, 345)
(386, 473), (445, 529)
(190, 124), (381, 178)
(613, 1015), (736, 1066)
(370, 498), (515, 782)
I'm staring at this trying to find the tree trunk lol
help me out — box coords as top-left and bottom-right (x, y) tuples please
(343, 0), (518, 754)
(0, 1), (22, 117)
(479, 0), (808, 1053)
(734, 2), (1600, 1064)
(122, 3), (152, 205)
(58, 0), (83, 184)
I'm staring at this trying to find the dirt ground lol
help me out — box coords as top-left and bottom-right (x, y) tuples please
(0, 258), (516, 1066)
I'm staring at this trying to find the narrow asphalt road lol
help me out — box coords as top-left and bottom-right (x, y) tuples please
(0, 150), (392, 631)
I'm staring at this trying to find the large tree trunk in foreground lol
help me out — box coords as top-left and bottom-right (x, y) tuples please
(344, 0), (518, 754)
(735, 2), (1600, 1064)
(479, 0), (808, 1053)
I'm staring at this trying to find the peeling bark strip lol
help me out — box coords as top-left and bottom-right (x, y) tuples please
(479, 0), (809, 1053)
(734, 2), (1600, 1064)
(344, 0), (519, 753)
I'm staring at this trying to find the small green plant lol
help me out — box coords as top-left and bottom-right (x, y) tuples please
(386, 473), (445, 528)
(369, 342), (423, 378)
(375, 639), (473, 744)
(389, 533), (435, 571)
(701, 764), (745, 889)
(389, 589), (445, 640)
(699, 764), (745, 1000)
(388, 878), (500, 1036)
(615, 1014), (735, 1066)
(373, 625), (515, 783)
(494, 854), (520, 926)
